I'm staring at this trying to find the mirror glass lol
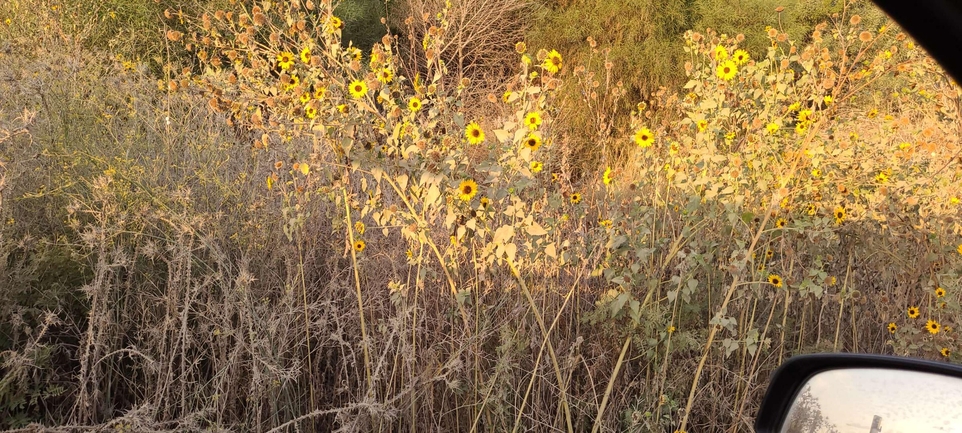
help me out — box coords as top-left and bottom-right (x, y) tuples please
(781, 368), (962, 433)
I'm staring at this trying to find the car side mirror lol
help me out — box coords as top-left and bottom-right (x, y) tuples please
(755, 354), (962, 433)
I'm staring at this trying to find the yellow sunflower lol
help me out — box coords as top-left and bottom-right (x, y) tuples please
(833, 206), (845, 225)
(480, 196), (491, 208)
(795, 122), (809, 135)
(523, 133), (542, 151)
(355, 221), (366, 235)
(525, 112), (543, 130)
(458, 179), (478, 201)
(875, 172), (889, 183)
(277, 51), (295, 70)
(766, 122), (780, 135)
(408, 97), (422, 112)
(775, 218), (787, 228)
(907, 306), (920, 319)
(300, 46), (311, 63)
(542, 49), (563, 73)
(768, 274), (783, 288)
(733, 49), (750, 65)
(714, 44), (728, 60)
(941, 347), (951, 357)
(634, 127), (655, 148)
(327, 16), (343, 34)
(806, 203), (817, 216)
(284, 75), (300, 91)
(299, 92), (311, 104)
(936, 287), (946, 298)
(603, 167), (613, 185)
(570, 192), (582, 204)
(887, 322), (897, 334)
(304, 105), (317, 119)
(530, 160), (543, 173)
(926, 319), (941, 334)
(353, 239), (366, 253)
(696, 119), (708, 132)
(378, 68), (393, 84)
(348, 80), (368, 99)
(465, 122), (485, 144)
(314, 87), (327, 99)
(716, 60), (737, 81)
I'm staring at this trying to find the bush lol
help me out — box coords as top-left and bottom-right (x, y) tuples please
(2, 0), (961, 432)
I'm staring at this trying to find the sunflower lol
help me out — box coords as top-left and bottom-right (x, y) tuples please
(284, 75), (300, 91)
(716, 60), (738, 81)
(354, 221), (366, 235)
(696, 119), (708, 132)
(714, 45), (728, 61)
(314, 87), (327, 99)
(523, 133), (542, 151)
(634, 127), (655, 148)
(887, 322), (897, 334)
(542, 49), (563, 73)
(570, 192), (582, 204)
(304, 105), (317, 119)
(525, 112), (543, 130)
(775, 218), (787, 228)
(327, 16), (343, 33)
(300, 46), (311, 63)
(941, 347), (951, 357)
(465, 122), (485, 144)
(833, 206), (846, 224)
(765, 249), (774, 260)
(768, 274), (783, 288)
(733, 49), (750, 65)
(603, 167), (613, 185)
(408, 97), (422, 112)
(353, 239), (366, 253)
(811, 168), (821, 178)
(797, 110), (812, 123)
(530, 160), (543, 173)
(795, 122), (809, 135)
(806, 203), (817, 216)
(957, 243), (962, 255)
(907, 306), (920, 319)
(458, 179), (478, 201)
(299, 92), (311, 104)
(377, 68), (393, 84)
(766, 122), (780, 135)
(875, 172), (889, 183)
(936, 287), (946, 298)
(348, 80), (367, 99)
(480, 196), (491, 208)
(277, 51), (295, 70)
(926, 319), (941, 334)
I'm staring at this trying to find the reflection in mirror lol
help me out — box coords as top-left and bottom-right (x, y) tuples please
(781, 368), (962, 433)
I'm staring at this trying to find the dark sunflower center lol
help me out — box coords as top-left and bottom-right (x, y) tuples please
(724, 67), (731, 74)
(642, 134), (649, 140)
(463, 186), (473, 194)
(471, 130), (480, 137)
(354, 85), (362, 92)
(528, 139), (536, 147)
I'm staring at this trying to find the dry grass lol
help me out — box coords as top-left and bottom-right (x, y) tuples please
(1, 1), (961, 432)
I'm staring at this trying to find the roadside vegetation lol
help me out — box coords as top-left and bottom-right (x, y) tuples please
(1, 0), (960, 431)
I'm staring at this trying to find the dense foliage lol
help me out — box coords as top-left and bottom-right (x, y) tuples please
(2, 0), (961, 431)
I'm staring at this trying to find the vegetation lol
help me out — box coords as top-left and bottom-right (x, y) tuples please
(1, 0), (961, 431)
